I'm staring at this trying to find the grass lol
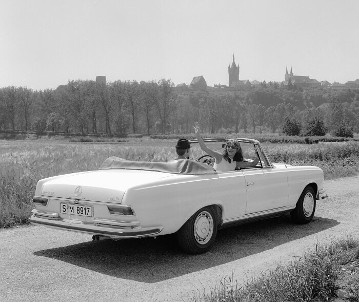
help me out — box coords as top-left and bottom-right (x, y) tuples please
(192, 237), (359, 302)
(263, 141), (359, 179)
(1, 138), (359, 301)
(0, 139), (179, 227)
(1, 139), (359, 227)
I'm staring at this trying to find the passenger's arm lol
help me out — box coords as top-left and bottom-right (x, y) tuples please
(194, 124), (222, 162)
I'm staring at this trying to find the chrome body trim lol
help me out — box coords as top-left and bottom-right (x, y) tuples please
(30, 210), (162, 238)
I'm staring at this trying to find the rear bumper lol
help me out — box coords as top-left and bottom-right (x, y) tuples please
(29, 211), (163, 238)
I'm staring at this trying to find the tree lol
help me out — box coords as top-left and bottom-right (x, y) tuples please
(110, 81), (129, 136)
(233, 92), (246, 133)
(302, 108), (326, 136)
(156, 79), (176, 134)
(83, 81), (99, 134)
(65, 80), (90, 134)
(257, 104), (266, 133)
(264, 106), (278, 133)
(247, 101), (258, 133)
(282, 117), (301, 136)
(32, 117), (47, 134)
(122, 81), (141, 133)
(46, 112), (62, 132)
(0, 90), (6, 130)
(325, 101), (354, 137)
(304, 118), (326, 136)
(333, 124), (353, 138)
(95, 81), (112, 135)
(2, 87), (17, 131)
(349, 100), (359, 132)
(139, 81), (157, 135)
(17, 87), (33, 131)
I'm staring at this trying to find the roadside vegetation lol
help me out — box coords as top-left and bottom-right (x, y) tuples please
(1, 138), (359, 301)
(1, 138), (359, 228)
(193, 237), (359, 302)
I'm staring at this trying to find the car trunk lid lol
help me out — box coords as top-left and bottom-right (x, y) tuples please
(39, 169), (179, 203)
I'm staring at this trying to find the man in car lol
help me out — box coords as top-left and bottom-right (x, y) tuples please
(175, 138), (191, 160)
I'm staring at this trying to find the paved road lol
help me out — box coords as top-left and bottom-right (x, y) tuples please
(1, 176), (359, 302)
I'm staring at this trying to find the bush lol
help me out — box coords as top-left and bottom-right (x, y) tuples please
(32, 118), (47, 135)
(304, 137), (319, 144)
(195, 238), (359, 302)
(114, 116), (129, 138)
(69, 137), (94, 143)
(333, 124), (354, 138)
(218, 127), (234, 134)
(304, 119), (326, 136)
(282, 118), (301, 136)
(127, 134), (143, 138)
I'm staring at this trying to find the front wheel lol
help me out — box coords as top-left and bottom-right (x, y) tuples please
(176, 207), (218, 254)
(291, 186), (316, 224)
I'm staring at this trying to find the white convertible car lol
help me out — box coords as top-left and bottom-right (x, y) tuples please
(30, 139), (326, 254)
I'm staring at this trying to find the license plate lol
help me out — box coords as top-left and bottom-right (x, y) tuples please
(60, 203), (93, 217)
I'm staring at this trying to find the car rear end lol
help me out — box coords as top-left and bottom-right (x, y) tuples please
(30, 169), (168, 238)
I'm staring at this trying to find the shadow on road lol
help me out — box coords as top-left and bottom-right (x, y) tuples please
(34, 215), (338, 283)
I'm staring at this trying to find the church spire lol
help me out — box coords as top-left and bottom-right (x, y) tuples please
(228, 54), (240, 87)
(290, 66), (293, 75)
(286, 66), (288, 74)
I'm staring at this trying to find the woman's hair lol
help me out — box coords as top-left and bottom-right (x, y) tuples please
(222, 139), (243, 163)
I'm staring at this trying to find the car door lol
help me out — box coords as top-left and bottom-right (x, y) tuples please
(241, 143), (289, 215)
(216, 170), (247, 222)
(243, 167), (289, 215)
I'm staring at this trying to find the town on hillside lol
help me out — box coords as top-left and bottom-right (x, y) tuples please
(184, 55), (359, 91)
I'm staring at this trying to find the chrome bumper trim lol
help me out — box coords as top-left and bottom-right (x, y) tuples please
(29, 215), (162, 238)
(33, 211), (61, 220)
(93, 219), (140, 229)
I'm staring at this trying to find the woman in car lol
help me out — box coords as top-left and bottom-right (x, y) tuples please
(194, 123), (259, 172)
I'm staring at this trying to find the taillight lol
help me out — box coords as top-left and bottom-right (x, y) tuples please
(107, 205), (134, 216)
(32, 197), (49, 206)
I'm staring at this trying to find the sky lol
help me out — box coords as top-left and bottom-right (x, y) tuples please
(1, 0), (359, 90)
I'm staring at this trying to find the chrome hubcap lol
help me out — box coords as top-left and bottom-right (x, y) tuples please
(194, 211), (214, 245)
(303, 192), (315, 217)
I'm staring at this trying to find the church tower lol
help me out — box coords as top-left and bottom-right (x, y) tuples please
(228, 54), (240, 87)
(285, 67), (289, 82)
(285, 66), (294, 82)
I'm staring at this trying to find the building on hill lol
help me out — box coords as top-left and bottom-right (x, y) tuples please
(250, 80), (261, 86)
(321, 81), (331, 87)
(190, 76), (207, 90)
(176, 83), (188, 88)
(332, 82), (349, 90)
(228, 54), (240, 87)
(175, 83), (189, 93)
(96, 76), (106, 85)
(284, 67), (320, 88)
(214, 84), (228, 88)
(345, 79), (359, 89)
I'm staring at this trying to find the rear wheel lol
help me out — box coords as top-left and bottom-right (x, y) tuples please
(176, 206), (218, 254)
(291, 186), (316, 224)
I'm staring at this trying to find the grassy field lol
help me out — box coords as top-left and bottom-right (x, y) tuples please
(1, 138), (359, 301)
(1, 138), (359, 228)
(192, 237), (359, 302)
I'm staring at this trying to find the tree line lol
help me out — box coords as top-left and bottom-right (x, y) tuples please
(0, 79), (358, 137)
